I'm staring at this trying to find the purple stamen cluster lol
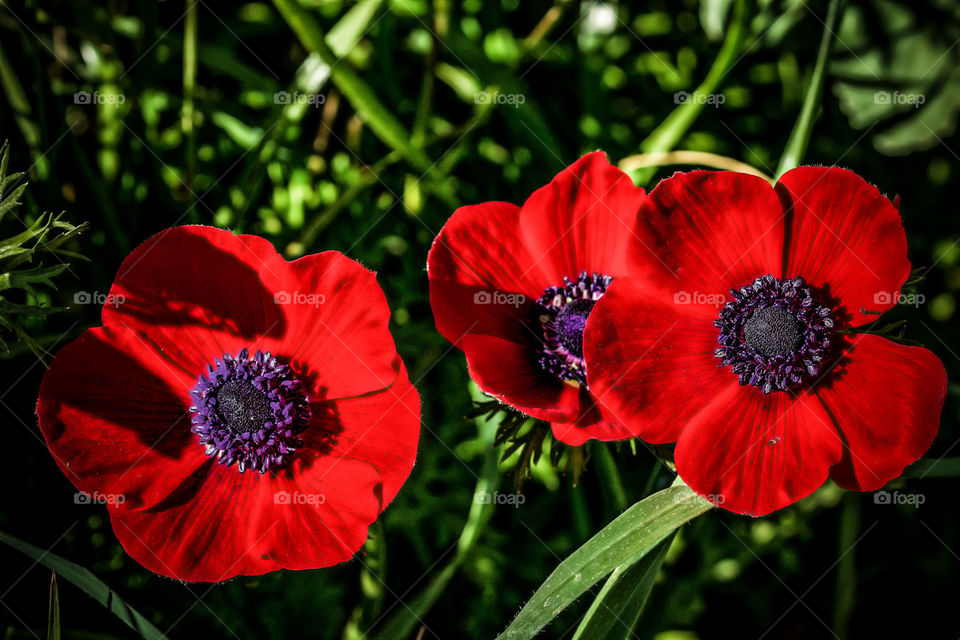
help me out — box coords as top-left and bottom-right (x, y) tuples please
(535, 272), (612, 386)
(715, 275), (835, 394)
(190, 348), (311, 473)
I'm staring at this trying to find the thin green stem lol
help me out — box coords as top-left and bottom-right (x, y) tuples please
(594, 443), (628, 513)
(832, 493), (859, 637)
(775, 0), (845, 178)
(182, 0), (198, 213)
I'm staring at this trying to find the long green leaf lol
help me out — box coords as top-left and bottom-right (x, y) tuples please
(0, 531), (167, 640)
(495, 483), (714, 640)
(572, 533), (675, 640)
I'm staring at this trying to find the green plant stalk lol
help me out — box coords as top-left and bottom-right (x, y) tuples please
(495, 482), (713, 640)
(571, 532), (675, 640)
(635, 0), (747, 185)
(775, 0), (845, 178)
(272, 0), (458, 207)
(832, 493), (859, 638)
(594, 443), (628, 513)
(47, 572), (60, 640)
(182, 0), (199, 207)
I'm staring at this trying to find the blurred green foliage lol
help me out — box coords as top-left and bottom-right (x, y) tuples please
(1, 0), (959, 638)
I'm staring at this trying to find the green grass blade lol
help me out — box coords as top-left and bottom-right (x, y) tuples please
(0, 531), (167, 640)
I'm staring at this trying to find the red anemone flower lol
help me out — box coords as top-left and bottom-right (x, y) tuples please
(584, 167), (947, 516)
(427, 152), (648, 445)
(37, 226), (420, 581)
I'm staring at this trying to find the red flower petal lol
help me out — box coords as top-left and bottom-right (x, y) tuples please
(778, 167), (911, 327)
(820, 335), (946, 491)
(303, 360), (421, 507)
(428, 201), (546, 349)
(550, 409), (635, 446)
(104, 226), (399, 399)
(518, 151), (647, 282)
(583, 278), (733, 444)
(108, 453), (383, 581)
(675, 389), (843, 516)
(279, 251), (404, 399)
(637, 170), (785, 296)
(37, 327), (208, 510)
(461, 333), (581, 423)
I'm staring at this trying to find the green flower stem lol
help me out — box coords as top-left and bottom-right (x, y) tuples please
(182, 0), (199, 205)
(775, 0), (846, 178)
(594, 443), (628, 513)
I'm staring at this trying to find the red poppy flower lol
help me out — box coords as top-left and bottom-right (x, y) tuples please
(583, 167), (947, 515)
(37, 226), (420, 581)
(427, 152), (649, 445)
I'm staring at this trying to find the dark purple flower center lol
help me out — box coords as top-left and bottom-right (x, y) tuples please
(715, 275), (835, 394)
(190, 348), (311, 473)
(535, 272), (611, 386)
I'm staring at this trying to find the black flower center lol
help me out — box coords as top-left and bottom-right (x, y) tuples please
(715, 275), (835, 394)
(742, 306), (804, 358)
(216, 379), (274, 434)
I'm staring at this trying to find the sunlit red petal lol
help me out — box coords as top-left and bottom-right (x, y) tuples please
(518, 151), (647, 282)
(675, 388), (843, 516)
(778, 166), (911, 328)
(635, 170), (784, 297)
(819, 334), (946, 491)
